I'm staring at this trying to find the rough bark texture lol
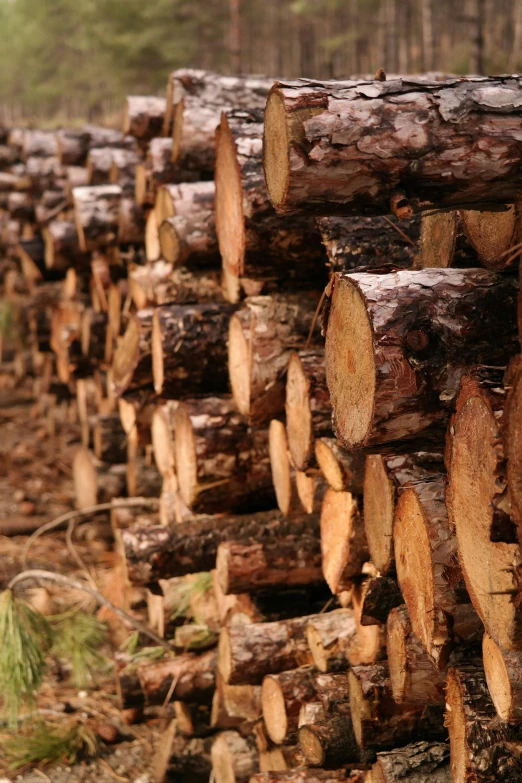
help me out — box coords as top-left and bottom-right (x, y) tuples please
(155, 180), (215, 227)
(298, 714), (360, 768)
(215, 109), (326, 303)
(307, 611), (357, 673)
(262, 666), (318, 744)
(229, 293), (323, 425)
(211, 730), (258, 783)
(264, 76), (522, 216)
(320, 488), (368, 594)
(159, 210), (219, 268)
(505, 357), (522, 534)
(123, 95), (166, 142)
(111, 308), (153, 397)
(93, 413), (127, 464)
(372, 741), (450, 783)
(43, 220), (89, 270)
(324, 269), (518, 448)
(286, 350), (331, 471)
(360, 576), (403, 626)
(109, 148), (142, 194)
(73, 184), (122, 251)
(129, 261), (224, 307)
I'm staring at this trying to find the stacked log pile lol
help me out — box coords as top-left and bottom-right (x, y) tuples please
(4, 72), (522, 782)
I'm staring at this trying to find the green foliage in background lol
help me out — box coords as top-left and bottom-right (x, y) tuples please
(4, 721), (98, 769)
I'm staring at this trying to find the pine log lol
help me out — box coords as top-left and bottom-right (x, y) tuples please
(81, 309), (109, 362)
(264, 76), (522, 216)
(174, 701), (213, 737)
(155, 180), (215, 226)
(215, 109), (326, 303)
(26, 155), (66, 192)
(123, 95), (166, 142)
(372, 742), (450, 783)
(505, 358), (522, 532)
(314, 438), (365, 494)
(298, 714), (360, 768)
(22, 129), (57, 159)
(212, 570), (263, 628)
(295, 469), (328, 515)
(269, 420), (299, 517)
(348, 662), (445, 763)
(87, 147), (119, 185)
(111, 308), (153, 396)
(65, 165), (89, 202)
(159, 211), (219, 267)
(363, 451), (444, 575)
(73, 185), (122, 251)
(250, 773), (364, 783)
(299, 702), (326, 728)
(34, 190), (68, 225)
(324, 269), (518, 448)
(483, 632), (522, 723)
(122, 511), (318, 584)
(446, 664), (522, 782)
(118, 197), (145, 244)
(359, 576), (403, 626)
(262, 666), (318, 744)
(352, 579), (387, 665)
(386, 605), (446, 706)
(56, 129), (89, 166)
(152, 302), (235, 396)
(9, 191), (34, 221)
(285, 350), (330, 471)
(174, 396), (274, 514)
(307, 609), (358, 672)
(109, 148), (142, 194)
(151, 404), (176, 477)
(394, 475), (481, 666)
(446, 368), (522, 650)
(215, 526), (322, 595)
(42, 220), (89, 270)
(211, 731), (258, 783)
(129, 260), (224, 307)
(229, 293), (322, 425)
(134, 138), (173, 206)
(320, 488), (367, 594)
(145, 207), (161, 262)
(93, 413), (127, 464)
(317, 215), (420, 273)
(153, 720), (212, 783)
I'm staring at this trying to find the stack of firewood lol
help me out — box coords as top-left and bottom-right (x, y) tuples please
(4, 71), (522, 782)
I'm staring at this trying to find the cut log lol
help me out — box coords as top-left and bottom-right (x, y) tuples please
(56, 129), (89, 166)
(348, 663), (445, 762)
(351, 579), (387, 665)
(174, 701), (213, 737)
(264, 76), (522, 216)
(87, 147), (119, 185)
(446, 664), (522, 782)
(152, 302), (236, 396)
(145, 208), (161, 262)
(42, 220), (89, 271)
(155, 180), (216, 227)
(123, 95), (166, 142)
(151, 405), (176, 477)
(229, 293), (322, 425)
(22, 129), (57, 159)
(269, 420), (298, 517)
(324, 269), (518, 448)
(129, 260), (224, 307)
(363, 451), (444, 575)
(215, 526), (322, 595)
(215, 110), (326, 303)
(317, 215), (420, 273)
(73, 185), (122, 251)
(212, 570), (263, 628)
(109, 148), (142, 194)
(159, 211), (219, 268)
(211, 731), (258, 783)
(320, 488), (367, 594)
(307, 609), (358, 673)
(505, 358), (522, 532)
(299, 702), (326, 728)
(298, 715), (359, 768)
(174, 396), (274, 514)
(154, 720), (212, 783)
(295, 470), (328, 515)
(286, 350), (330, 471)
(386, 605), (446, 705)
(111, 308), (153, 396)
(460, 206), (518, 270)
(93, 413), (127, 464)
(446, 368), (522, 650)
(118, 197), (145, 244)
(314, 438), (365, 494)
(372, 741), (450, 783)
(359, 576), (403, 626)
(122, 511), (317, 584)
(483, 632), (522, 723)
(262, 666), (318, 744)
(394, 475), (481, 666)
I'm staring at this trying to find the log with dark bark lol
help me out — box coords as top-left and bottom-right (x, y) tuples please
(324, 269), (518, 448)
(363, 451), (444, 575)
(109, 148), (142, 194)
(215, 109), (326, 303)
(505, 358), (522, 533)
(118, 197), (145, 244)
(228, 293), (322, 425)
(128, 260), (224, 307)
(394, 475), (481, 666)
(372, 741), (450, 783)
(65, 165), (89, 202)
(22, 129), (57, 159)
(483, 633), (522, 723)
(285, 350), (330, 471)
(320, 488), (367, 594)
(152, 302), (236, 396)
(386, 605), (447, 706)
(262, 666), (318, 745)
(154, 719), (212, 783)
(56, 129), (89, 166)
(155, 180), (216, 227)
(73, 184), (122, 251)
(211, 731), (258, 783)
(93, 413), (127, 464)
(87, 147), (119, 185)
(351, 578), (388, 666)
(122, 95), (166, 142)
(306, 609), (358, 673)
(174, 396), (274, 514)
(314, 438), (365, 494)
(264, 76), (522, 216)
(298, 714), (360, 768)
(111, 308), (153, 396)
(174, 701), (213, 737)
(159, 210), (219, 268)
(446, 664), (522, 782)
(446, 368), (522, 651)
(42, 220), (90, 270)
(359, 576), (403, 626)
(122, 511), (318, 585)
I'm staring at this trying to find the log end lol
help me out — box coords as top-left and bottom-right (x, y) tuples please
(112, 315), (141, 397)
(363, 455), (395, 574)
(215, 113), (244, 305)
(286, 352), (313, 472)
(263, 90), (289, 212)
(173, 402), (197, 509)
(218, 627), (233, 685)
(261, 675), (287, 745)
(269, 419), (293, 516)
(306, 623), (329, 673)
(482, 632), (513, 722)
(386, 606), (409, 704)
(298, 724), (325, 766)
(228, 313), (251, 417)
(445, 669), (468, 783)
(315, 439), (344, 492)
(73, 447), (98, 509)
(460, 206), (516, 270)
(320, 487), (360, 594)
(296, 470), (316, 514)
(417, 211), (456, 269)
(145, 209), (160, 262)
(159, 219), (180, 265)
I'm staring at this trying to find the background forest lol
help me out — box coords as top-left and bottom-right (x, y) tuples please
(0, 0), (521, 124)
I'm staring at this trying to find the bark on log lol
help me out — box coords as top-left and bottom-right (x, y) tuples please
(65, 165), (89, 202)
(211, 731), (258, 783)
(299, 702), (326, 729)
(212, 570), (263, 628)
(505, 358), (522, 533)
(56, 129), (89, 166)
(159, 211), (219, 268)
(313, 672), (350, 714)
(446, 368), (522, 650)
(264, 76), (522, 216)
(262, 666), (318, 744)
(286, 350), (331, 471)
(216, 525), (322, 595)
(359, 576), (403, 626)
(386, 605), (447, 706)
(111, 308), (153, 396)
(73, 185), (122, 251)
(118, 197), (145, 244)
(129, 260), (224, 307)
(22, 129), (57, 159)
(372, 741), (450, 783)
(394, 475), (481, 666)
(320, 488), (368, 594)
(174, 396), (274, 514)
(324, 269), (518, 448)
(446, 664), (522, 782)
(153, 719), (212, 783)
(152, 302), (235, 396)
(87, 147), (120, 185)
(351, 578), (387, 666)
(93, 413), (127, 464)
(483, 632), (522, 723)
(155, 180), (216, 227)
(250, 773), (364, 783)
(307, 609), (358, 672)
(229, 293), (322, 425)
(174, 701), (213, 737)
(298, 715), (360, 768)
(109, 149), (142, 194)
(42, 220), (89, 270)
(363, 451), (444, 575)
(314, 438), (365, 494)
(122, 511), (317, 585)
(122, 96), (166, 142)
(215, 110), (326, 303)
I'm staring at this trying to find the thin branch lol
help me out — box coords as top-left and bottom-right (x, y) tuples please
(382, 215), (416, 246)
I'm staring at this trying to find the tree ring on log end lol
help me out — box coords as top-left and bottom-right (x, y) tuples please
(446, 670), (468, 783)
(262, 676), (287, 744)
(387, 608), (408, 704)
(112, 316), (140, 396)
(296, 470), (315, 514)
(507, 367), (522, 528)
(394, 488), (438, 661)
(263, 91), (289, 211)
(151, 310), (165, 394)
(306, 624), (329, 673)
(315, 440), (344, 492)
(325, 276), (375, 448)
(449, 395), (521, 650)
(218, 628), (233, 684)
(320, 487), (358, 594)
(228, 313), (251, 417)
(460, 207), (516, 269)
(348, 669), (364, 748)
(134, 164), (148, 206)
(158, 220), (180, 265)
(418, 211), (457, 268)
(269, 420), (293, 515)
(173, 402), (197, 509)
(482, 633), (512, 722)
(364, 455), (395, 574)
(286, 353), (313, 471)
(298, 725), (324, 766)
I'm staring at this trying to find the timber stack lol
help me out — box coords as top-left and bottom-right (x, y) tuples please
(2, 71), (522, 782)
